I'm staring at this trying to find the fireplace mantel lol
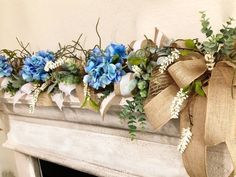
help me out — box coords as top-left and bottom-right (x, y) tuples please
(0, 96), (233, 177)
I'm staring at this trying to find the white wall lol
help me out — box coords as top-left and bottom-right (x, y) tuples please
(0, 0), (236, 51)
(0, 0), (236, 177)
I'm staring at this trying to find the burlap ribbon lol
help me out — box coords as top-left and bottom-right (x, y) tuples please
(144, 57), (207, 130)
(144, 57), (236, 177)
(205, 62), (236, 176)
(180, 96), (208, 177)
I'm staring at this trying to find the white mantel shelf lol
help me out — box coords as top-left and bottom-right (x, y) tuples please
(0, 97), (233, 177)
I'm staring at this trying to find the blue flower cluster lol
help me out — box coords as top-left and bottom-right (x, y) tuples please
(0, 55), (13, 77)
(21, 51), (55, 82)
(83, 43), (126, 90)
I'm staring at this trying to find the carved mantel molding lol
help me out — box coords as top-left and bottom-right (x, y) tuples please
(0, 97), (233, 177)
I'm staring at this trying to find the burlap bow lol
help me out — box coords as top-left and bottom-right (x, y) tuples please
(144, 52), (236, 177)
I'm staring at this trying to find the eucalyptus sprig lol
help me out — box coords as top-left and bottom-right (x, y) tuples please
(200, 11), (236, 62)
(120, 42), (154, 139)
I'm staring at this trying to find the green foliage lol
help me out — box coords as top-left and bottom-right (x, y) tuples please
(4, 75), (26, 95)
(200, 11), (236, 61)
(183, 80), (205, 96)
(49, 59), (81, 93)
(120, 50), (153, 139)
(127, 50), (147, 65)
(200, 11), (213, 37)
(53, 71), (80, 84)
(120, 94), (146, 140)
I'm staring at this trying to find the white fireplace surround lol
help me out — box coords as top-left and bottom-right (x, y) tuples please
(0, 97), (234, 177)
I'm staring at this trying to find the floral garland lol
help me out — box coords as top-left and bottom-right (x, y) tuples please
(0, 12), (236, 154)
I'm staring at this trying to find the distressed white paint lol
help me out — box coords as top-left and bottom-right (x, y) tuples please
(5, 116), (187, 177)
(0, 103), (234, 177)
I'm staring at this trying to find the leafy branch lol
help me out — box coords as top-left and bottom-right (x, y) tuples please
(200, 11), (236, 61)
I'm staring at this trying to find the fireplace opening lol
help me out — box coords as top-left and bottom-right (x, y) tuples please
(39, 160), (97, 177)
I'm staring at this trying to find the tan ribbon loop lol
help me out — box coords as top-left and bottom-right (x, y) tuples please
(100, 73), (136, 118)
(168, 58), (207, 88)
(130, 28), (169, 52)
(154, 27), (170, 47)
(100, 93), (123, 118)
(144, 84), (179, 130)
(180, 96), (208, 177)
(36, 92), (53, 106)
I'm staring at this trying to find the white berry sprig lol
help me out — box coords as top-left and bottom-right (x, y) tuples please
(44, 57), (67, 72)
(29, 82), (49, 113)
(178, 127), (192, 153)
(204, 53), (215, 71)
(159, 49), (180, 73)
(131, 65), (143, 78)
(170, 88), (189, 119)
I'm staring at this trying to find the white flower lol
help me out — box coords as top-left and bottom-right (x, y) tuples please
(159, 49), (180, 73)
(29, 88), (41, 113)
(204, 53), (215, 71)
(131, 65), (143, 78)
(44, 58), (66, 72)
(177, 127), (192, 153)
(29, 82), (49, 113)
(170, 88), (188, 119)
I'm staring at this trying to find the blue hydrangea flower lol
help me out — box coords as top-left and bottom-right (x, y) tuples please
(21, 51), (55, 82)
(0, 55), (13, 77)
(83, 43), (127, 90)
(105, 43), (126, 62)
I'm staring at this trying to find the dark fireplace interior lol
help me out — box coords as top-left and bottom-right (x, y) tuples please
(39, 160), (97, 177)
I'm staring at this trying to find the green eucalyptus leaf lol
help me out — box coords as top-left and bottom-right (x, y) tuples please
(146, 64), (153, 73)
(142, 73), (150, 80)
(137, 80), (147, 90)
(140, 90), (147, 97)
(128, 125), (136, 130)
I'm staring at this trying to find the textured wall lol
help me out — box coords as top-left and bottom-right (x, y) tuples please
(0, 0), (236, 177)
